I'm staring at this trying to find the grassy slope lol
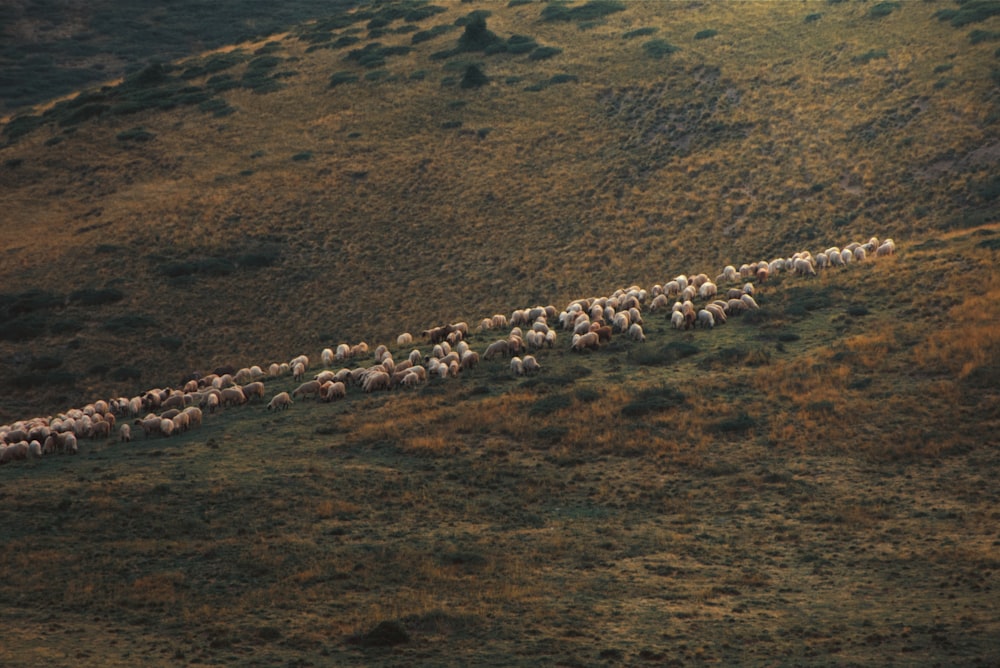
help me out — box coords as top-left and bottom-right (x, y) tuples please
(0, 1), (999, 665)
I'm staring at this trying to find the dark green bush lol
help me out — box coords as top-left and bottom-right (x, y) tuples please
(529, 393), (572, 416)
(157, 335), (183, 351)
(506, 35), (538, 54)
(529, 46), (562, 61)
(852, 49), (888, 64)
(846, 304), (870, 317)
(49, 319), (84, 335)
(541, 0), (625, 22)
(536, 426), (569, 444)
(935, 1), (1000, 27)
(711, 412), (758, 434)
(457, 14), (501, 52)
(621, 384), (685, 417)
(116, 127), (155, 142)
(548, 74), (578, 85)
(460, 64), (489, 89)
(623, 27), (657, 39)
(69, 287), (125, 306)
(58, 103), (109, 127)
(292, 151), (313, 161)
(412, 25), (454, 44)
(628, 341), (699, 366)
(0, 289), (62, 318)
(102, 314), (157, 333)
(694, 29), (718, 40)
(869, 2), (900, 18)
(329, 71), (359, 87)
(643, 39), (680, 58)
(110, 366), (142, 381)
(11, 370), (76, 390)
(805, 12), (822, 23)
(29, 355), (63, 371)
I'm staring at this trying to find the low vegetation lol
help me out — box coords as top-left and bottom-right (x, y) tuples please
(0, 0), (998, 664)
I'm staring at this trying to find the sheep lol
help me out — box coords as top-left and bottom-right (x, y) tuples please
(242, 381), (265, 402)
(876, 239), (896, 256)
(91, 420), (112, 440)
(292, 380), (322, 399)
(854, 246), (867, 262)
(204, 391), (221, 414)
(841, 248), (854, 265)
(220, 387), (247, 407)
(160, 418), (176, 438)
(335, 343), (352, 361)
(267, 392), (292, 411)
(290, 354), (309, 370)
(374, 344), (390, 363)
(293, 362), (306, 382)
(628, 323), (646, 342)
(322, 348), (335, 367)
(397, 332), (413, 347)
(699, 281), (718, 301)
(315, 370), (337, 384)
(182, 406), (203, 429)
(522, 355), (541, 374)
(743, 282), (755, 296)
(233, 367), (254, 384)
(483, 339), (510, 360)
(671, 310), (686, 329)
(756, 266), (769, 282)
(572, 331), (600, 352)
(269, 363), (282, 377)
(706, 303), (727, 325)
(172, 411), (190, 433)
(510, 356), (525, 376)
(793, 258), (817, 277)
(28, 440), (42, 459)
(322, 381), (347, 402)
(351, 342), (369, 358)
(461, 350), (480, 371)
(162, 393), (186, 411)
(741, 294), (760, 310)
(697, 309), (715, 329)
(726, 298), (748, 315)
(362, 371), (392, 393)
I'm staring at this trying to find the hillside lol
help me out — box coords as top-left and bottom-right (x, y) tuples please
(0, 1), (999, 664)
(0, 0), (997, 419)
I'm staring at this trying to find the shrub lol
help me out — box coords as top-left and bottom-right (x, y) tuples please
(102, 314), (157, 334)
(969, 29), (1000, 44)
(805, 13), (822, 23)
(506, 35), (538, 54)
(29, 356), (63, 371)
(329, 71), (359, 87)
(347, 621), (410, 648)
(694, 29), (718, 40)
(541, 0), (626, 22)
(456, 14), (501, 52)
(628, 341), (699, 366)
(623, 27), (657, 39)
(935, 1), (1000, 27)
(460, 64), (489, 89)
(412, 25), (454, 44)
(157, 335), (183, 351)
(529, 393), (572, 416)
(110, 366), (142, 382)
(548, 74), (578, 85)
(643, 39), (680, 59)
(116, 127), (155, 142)
(711, 412), (758, 434)
(869, 2), (900, 18)
(852, 49), (888, 64)
(529, 46), (562, 61)
(69, 287), (125, 306)
(620, 384), (685, 417)
(292, 151), (313, 161)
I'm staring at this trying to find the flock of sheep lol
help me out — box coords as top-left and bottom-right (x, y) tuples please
(0, 236), (896, 465)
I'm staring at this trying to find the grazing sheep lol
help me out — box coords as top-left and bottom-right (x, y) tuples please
(793, 258), (817, 277)
(572, 331), (600, 352)
(397, 332), (413, 347)
(522, 355), (541, 374)
(854, 246), (867, 262)
(220, 387), (247, 407)
(160, 418), (176, 438)
(699, 281), (718, 300)
(741, 294), (760, 310)
(876, 239), (896, 256)
(671, 310), (686, 329)
(335, 344), (351, 361)
(743, 282), (755, 296)
(242, 381), (265, 401)
(315, 370), (337, 384)
(483, 339), (510, 360)
(182, 406), (203, 429)
(293, 362), (306, 382)
(135, 417), (162, 438)
(172, 412), (190, 433)
(292, 380), (322, 399)
(706, 303), (727, 325)
(269, 363), (282, 377)
(267, 392), (292, 411)
(322, 348), (335, 367)
(322, 381), (347, 402)
(510, 356), (525, 376)
(204, 391), (221, 414)
(697, 309), (715, 329)
(628, 323), (646, 342)
(756, 266), (769, 282)
(28, 440), (42, 459)
(461, 350), (480, 371)
(362, 371), (392, 393)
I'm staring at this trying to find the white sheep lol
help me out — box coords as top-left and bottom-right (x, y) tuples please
(522, 355), (541, 374)
(322, 381), (347, 401)
(510, 356), (525, 376)
(397, 332), (413, 347)
(292, 380), (322, 399)
(267, 392), (292, 411)
(698, 281), (718, 300)
(671, 310), (686, 329)
(322, 348), (335, 367)
(697, 309), (715, 329)
(628, 323), (646, 342)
